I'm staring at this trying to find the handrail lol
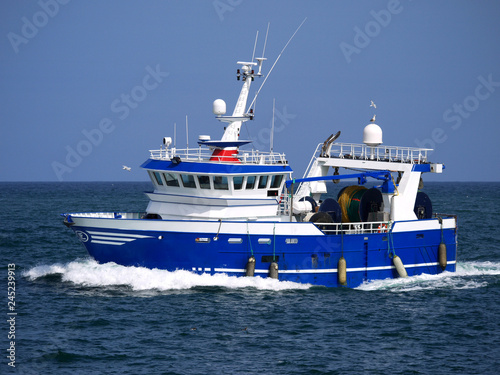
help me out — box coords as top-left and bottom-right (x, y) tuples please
(301, 143), (322, 179)
(312, 221), (393, 235)
(148, 147), (288, 165)
(325, 142), (432, 164)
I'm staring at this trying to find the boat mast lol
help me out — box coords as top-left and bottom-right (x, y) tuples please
(220, 62), (257, 142)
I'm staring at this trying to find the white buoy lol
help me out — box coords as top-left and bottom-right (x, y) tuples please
(392, 255), (408, 278)
(337, 256), (347, 286)
(268, 262), (279, 279)
(245, 256), (256, 277)
(438, 243), (447, 270)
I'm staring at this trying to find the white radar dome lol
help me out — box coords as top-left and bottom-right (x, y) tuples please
(198, 135), (211, 142)
(363, 123), (383, 146)
(213, 99), (226, 115)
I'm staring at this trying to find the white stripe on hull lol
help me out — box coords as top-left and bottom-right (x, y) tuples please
(211, 260), (456, 275)
(91, 236), (136, 242)
(87, 230), (155, 246)
(92, 240), (127, 245)
(392, 218), (455, 232)
(88, 231), (154, 239)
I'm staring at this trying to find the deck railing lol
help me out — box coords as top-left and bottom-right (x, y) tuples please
(277, 197), (392, 235)
(148, 147), (287, 165)
(312, 221), (393, 235)
(326, 142), (432, 164)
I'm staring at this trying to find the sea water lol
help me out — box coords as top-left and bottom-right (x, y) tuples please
(1, 182), (499, 374)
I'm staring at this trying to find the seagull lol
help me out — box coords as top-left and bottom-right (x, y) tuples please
(370, 114), (376, 122)
(370, 100), (377, 109)
(122, 165), (131, 171)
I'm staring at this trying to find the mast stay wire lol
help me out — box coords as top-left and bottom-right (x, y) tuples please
(246, 17), (307, 113)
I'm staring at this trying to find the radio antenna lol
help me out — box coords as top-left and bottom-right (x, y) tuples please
(246, 17), (306, 113)
(251, 30), (259, 62)
(174, 122), (177, 148)
(185, 115), (189, 149)
(262, 22), (270, 58)
(270, 98), (275, 153)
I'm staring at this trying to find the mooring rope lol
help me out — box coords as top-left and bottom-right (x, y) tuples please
(273, 223), (276, 262)
(214, 219), (222, 241)
(341, 224), (344, 257)
(246, 221), (253, 256)
(387, 221), (396, 258)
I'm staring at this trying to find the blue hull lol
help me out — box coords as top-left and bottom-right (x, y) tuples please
(69, 222), (457, 288)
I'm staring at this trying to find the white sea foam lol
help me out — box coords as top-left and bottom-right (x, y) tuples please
(357, 261), (500, 292)
(23, 260), (500, 293)
(455, 261), (500, 276)
(23, 259), (311, 291)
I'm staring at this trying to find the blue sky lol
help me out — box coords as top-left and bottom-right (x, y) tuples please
(1, 0), (499, 182)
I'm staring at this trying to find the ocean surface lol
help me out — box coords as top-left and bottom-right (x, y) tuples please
(1, 181), (500, 375)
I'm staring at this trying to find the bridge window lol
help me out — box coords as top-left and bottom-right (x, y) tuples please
(197, 175), (211, 189)
(233, 176), (244, 190)
(180, 174), (196, 188)
(270, 174), (284, 189)
(163, 173), (180, 187)
(153, 172), (164, 185)
(245, 176), (257, 189)
(213, 175), (229, 190)
(258, 175), (269, 189)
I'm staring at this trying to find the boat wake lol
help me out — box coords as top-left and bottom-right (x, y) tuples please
(23, 259), (498, 293)
(22, 259), (311, 292)
(357, 261), (500, 292)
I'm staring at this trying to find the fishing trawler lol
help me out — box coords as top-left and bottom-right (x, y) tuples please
(62, 36), (457, 288)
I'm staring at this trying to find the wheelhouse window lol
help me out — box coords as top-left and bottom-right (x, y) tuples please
(180, 174), (196, 188)
(233, 176), (244, 190)
(245, 176), (257, 189)
(270, 174), (284, 189)
(153, 171), (164, 185)
(213, 175), (229, 190)
(197, 175), (211, 189)
(258, 175), (269, 189)
(163, 173), (180, 187)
